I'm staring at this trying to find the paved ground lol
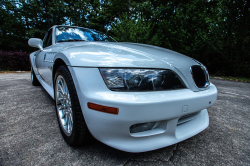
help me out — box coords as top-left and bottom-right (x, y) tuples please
(0, 73), (249, 166)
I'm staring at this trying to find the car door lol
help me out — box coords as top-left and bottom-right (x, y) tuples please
(36, 28), (54, 86)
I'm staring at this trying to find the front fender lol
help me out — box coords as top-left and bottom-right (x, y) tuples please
(30, 51), (39, 75)
(53, 53), (72, 66)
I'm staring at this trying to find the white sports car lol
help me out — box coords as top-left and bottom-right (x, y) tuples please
(28, 25), (217, 153)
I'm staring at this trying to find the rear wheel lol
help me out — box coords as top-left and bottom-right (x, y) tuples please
(54, 65), (91, 146)
(31, 67), (40, 86)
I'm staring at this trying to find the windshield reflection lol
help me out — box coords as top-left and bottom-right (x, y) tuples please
(56, 26), (116, 43)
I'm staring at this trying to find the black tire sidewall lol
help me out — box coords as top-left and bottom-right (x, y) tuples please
(31, 67), (40, 86)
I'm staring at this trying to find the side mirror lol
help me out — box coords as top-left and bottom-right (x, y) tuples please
(28, 38), (43, 50)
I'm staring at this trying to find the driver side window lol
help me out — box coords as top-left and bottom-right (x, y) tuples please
(43, 29), (52, 48)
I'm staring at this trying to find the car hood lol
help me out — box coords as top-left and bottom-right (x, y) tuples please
(56, 42), (203, 91)
(60, 42), (197, 70)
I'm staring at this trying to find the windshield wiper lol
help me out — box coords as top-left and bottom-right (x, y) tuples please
(58, 39), (86, 42)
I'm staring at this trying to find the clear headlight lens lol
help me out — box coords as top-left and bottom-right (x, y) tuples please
(99, 68), (186, 91)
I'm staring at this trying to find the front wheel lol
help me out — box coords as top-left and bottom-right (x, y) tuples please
(54, 65), (91, 146)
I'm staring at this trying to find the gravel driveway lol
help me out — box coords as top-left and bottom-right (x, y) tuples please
(0, 73), (249, 165)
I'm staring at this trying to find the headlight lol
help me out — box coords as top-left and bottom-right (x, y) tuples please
(99, 68), (186, 91)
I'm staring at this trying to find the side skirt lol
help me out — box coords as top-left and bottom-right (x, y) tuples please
(36, 74), (55, 99)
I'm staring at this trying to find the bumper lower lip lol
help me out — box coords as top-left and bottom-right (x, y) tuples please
(106, 109), (209, 152)
(69, 67), (218, 152)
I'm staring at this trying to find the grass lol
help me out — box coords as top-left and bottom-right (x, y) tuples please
(210, 76), (250, 83)
(0, 70), (30, 73)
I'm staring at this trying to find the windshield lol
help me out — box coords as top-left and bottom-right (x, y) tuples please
(55, 26), (116, 43)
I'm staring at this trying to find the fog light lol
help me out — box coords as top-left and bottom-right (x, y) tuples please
(130, 122), (156, 133)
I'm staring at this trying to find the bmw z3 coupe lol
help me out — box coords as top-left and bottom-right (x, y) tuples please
(28, 25), (217, 152)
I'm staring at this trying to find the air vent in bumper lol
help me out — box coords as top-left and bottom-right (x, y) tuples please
(177, 111), (200, 125)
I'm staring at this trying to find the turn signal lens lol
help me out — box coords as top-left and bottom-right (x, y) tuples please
(87, 102), (119, 115)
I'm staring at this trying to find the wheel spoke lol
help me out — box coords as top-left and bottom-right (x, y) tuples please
(69, 113), (73, 129)
(65, 114), (68, 127)
(61, 118), (65, 126)
(58, 105), (63, 110)
(56, 75), (73, 136)
(67, 115), (70, 132)
(57, 97), (63, 104)
(61, 110), (66, 119)
(64, 81), (68, 96)
(58, 108), (64, 119)
(58, 91), (64, 98)
(58, 84), (64, 94)
(62, 79), (67, 93)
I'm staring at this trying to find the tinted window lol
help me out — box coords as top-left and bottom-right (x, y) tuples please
(43, 29), (52, 48)
(55, 26), (116, 42)
(47, 32), (52, 46)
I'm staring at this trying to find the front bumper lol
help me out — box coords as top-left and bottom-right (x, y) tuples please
(69, 67), (217, 152)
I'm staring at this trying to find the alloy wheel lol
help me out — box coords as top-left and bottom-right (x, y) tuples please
(55, 75), (73, 136)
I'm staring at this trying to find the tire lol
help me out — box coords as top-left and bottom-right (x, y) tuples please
(31, 67), (40, 86)
(54, 65), (91, 146)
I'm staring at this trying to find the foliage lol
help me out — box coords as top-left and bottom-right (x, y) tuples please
(0, 50), (30, 71)
(110, 14), (162, 46)
(0, 0), (249, 77)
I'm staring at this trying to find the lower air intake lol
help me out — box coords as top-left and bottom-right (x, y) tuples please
(177, 111), (200, 125)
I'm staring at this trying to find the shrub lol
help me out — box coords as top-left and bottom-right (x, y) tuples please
(0, 50), (30, 71)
